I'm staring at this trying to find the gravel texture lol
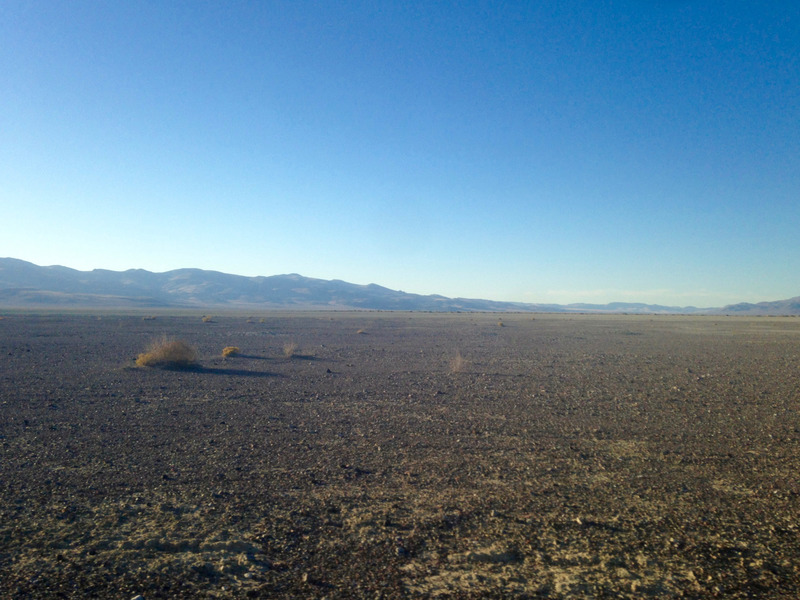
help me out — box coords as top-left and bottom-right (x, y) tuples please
(1, 312), (799, 598)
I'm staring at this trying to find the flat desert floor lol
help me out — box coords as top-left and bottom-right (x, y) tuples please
(1, 312), (799, 598)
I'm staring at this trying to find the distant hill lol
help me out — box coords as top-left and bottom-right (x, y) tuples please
(0, 258), (539, 311)
(558, 302), (709, 314)
(714, 297), (800, 316)
(1, 258), (797, 314)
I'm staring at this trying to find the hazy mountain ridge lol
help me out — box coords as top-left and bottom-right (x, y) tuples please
(1, 258), (797, 314)
(718, 298), (800, 316)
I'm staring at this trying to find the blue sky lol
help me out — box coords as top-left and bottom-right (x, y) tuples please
(2, 1), (798, 306)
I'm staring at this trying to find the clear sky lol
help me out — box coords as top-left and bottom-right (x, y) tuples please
(2, 1), (798, 306)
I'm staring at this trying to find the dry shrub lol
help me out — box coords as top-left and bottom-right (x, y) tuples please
(202, 315), (213, 323)
(222, 346), (240, 358)
(497, 320), (505, 327)
(356, 329), (366, 335)
(449, 351), (467, 374)
(136, 336), (198, 369)
(283, 342), (298, 358)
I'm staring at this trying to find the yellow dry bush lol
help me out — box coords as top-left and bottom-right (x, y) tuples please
(136, 336), (198, 369)
(283, 342), (298, 358)
(222, 346), (240, 358)
(449, 351), (467, 374)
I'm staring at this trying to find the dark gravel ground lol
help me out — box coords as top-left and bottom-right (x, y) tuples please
(1, 311), (799, 598)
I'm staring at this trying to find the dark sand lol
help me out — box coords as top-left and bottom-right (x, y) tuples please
(1, 312), (799, 598)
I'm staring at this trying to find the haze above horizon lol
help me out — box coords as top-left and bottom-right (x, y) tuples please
(2, 1), (798, 306)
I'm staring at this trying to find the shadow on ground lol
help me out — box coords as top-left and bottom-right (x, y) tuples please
(196, 366), (280, 378)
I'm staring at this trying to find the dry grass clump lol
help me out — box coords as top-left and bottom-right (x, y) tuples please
(136, 336), (198, 369)
(497, 320), (505, 327)
(356, 329), (366, 335)
(222, 346), (240, 358)
(201, 315), (213, 323)
(283, 342), (298, 358)
(449, 350), (467, 374)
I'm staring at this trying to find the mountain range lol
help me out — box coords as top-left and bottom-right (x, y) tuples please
(1, 258), (798, 315)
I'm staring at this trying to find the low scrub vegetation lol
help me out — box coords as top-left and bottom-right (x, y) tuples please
(449, 350), (467, 374)
(222, 346), (240, 357)
(283, 342), (298, 358)
(136, 336), (198, 369)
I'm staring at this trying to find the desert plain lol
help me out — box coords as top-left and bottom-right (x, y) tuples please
(1, 311), (799, 598)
